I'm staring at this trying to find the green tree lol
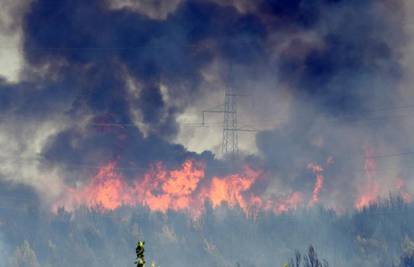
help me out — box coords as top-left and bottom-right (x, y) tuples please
(10, 240), (39, 267)
(396, 237), (414, 267)
(288, 246), (328, 267)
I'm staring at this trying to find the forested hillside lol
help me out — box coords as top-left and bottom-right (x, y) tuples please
(1, 195), (414, 267)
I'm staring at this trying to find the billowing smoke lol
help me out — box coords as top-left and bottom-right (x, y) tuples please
(0, 0), (414, 266)
(0, 0), (410, 215)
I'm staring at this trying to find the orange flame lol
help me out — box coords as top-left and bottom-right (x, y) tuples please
(395, 178), (412, 203)
(201, 166), (260, 215)
(134, 160), (205, 215)
(307, 163), (324, 207)
(54, 160), (266, 218)
(53, 162), (136, 211)
(53, 159), (311, 218)
(355, 147), (380, 210)
(275, 192), (304, 213)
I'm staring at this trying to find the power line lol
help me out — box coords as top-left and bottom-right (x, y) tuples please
(3, 149), (414, 175)
(222, 80), (239, 156)
(0, 36), (261, 51)
(364, 104), (414, 113)
(89, 122), (137, 128)
(1, 98), (414, 128)
(96, 105), (414, 128)
(326, 112), (414, 125)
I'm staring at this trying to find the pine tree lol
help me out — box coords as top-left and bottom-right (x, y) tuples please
(10, 240), (39, 267)
(288, 246), (328, 267)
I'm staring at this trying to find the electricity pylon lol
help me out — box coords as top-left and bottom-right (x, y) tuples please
(201, 64), (258, 158)
(222, 84), (239, 156)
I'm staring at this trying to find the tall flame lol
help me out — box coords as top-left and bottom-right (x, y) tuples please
(307, 163), (324, 207)
(53, 159), (311, 218)
(201, 166), (259, 214)
(274, 192), (304, 213)
(54, 160), (275, 218)
(395, 178), (412, 203)
(355, 147), (380, 210)
(134, 160), (205, 214)
(54, 149), (409, 217)
(52, 162), (134, 211)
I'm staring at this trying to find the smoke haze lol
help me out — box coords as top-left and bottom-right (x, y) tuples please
(1, 0), (414, 266)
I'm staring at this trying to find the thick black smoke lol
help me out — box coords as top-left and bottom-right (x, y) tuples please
(0, 0), (408, 207)
(252, 0), (408, 208)
(0, 0), (411, 250)
(12, 0), (271, 178)
(0, 0), (412, 266)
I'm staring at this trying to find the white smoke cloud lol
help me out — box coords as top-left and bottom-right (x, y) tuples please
(0, 117), (66, 201)
(0, 0), (31, 83)
(174, 58), (291, 156)
(107, 0), (183, 20)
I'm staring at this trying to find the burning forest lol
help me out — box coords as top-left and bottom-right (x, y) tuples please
(1, 0), (414, 266)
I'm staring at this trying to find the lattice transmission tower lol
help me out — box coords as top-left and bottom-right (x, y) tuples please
(222, 84), (238, 156)
(202, 66), (256, 158)
(202, 64), (258, 159)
